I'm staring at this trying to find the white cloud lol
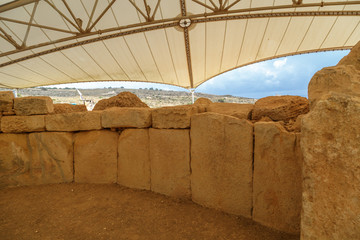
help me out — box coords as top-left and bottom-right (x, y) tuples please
(273, 58), (287, 68)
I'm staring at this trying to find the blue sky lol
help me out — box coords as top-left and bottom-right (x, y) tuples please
(51, 50), (349, 99)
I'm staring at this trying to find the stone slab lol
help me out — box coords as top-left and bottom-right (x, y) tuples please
(190, 112), (253, 218)
(102, 107), (152, 128)
(253, 122), (302, 234)
(206, 103), (254, 119)
(149, 129), (190, 199)
(152, 106), (198, 129)
(14, 96), (54, 116)
(46, 112), (101, 132)
(0, 132), (73, 187)
(118, 129), (150, 190)
(0, 91), (14, 112)
(74, 130), (118, 183)
(1, 115), (45, 133)
(301, 93), (360, 240)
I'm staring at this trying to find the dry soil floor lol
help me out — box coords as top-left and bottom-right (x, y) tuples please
(0, 183), (299, 240)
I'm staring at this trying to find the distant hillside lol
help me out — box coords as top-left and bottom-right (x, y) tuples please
(9, 87), (256, 108)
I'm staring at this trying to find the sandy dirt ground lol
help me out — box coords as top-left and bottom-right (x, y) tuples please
(0, 183), (299, 240)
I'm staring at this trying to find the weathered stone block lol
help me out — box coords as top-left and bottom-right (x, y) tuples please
(252, 95), (309, 121)
(253, 122), (302, 234)
(152, 106), (198, 129)
(54, 103), (87, 114)
(190, 112), (253, 218)
(0, 132), (73, 187)
(1, 115), (45, 133)
(102, 107), (152, 128)
(337, 40), (360, 71)
(206, 103), (253, 119)
(301, 93), (360, 240)
(74, 130), (118, 183)
(118, 129), (150, 190)
(0, 91), (14, 112)
(14, 96), (54, 116)
(308, 65), (360, 108)
(149, 129), (190, 199)
(46, 112), (101, 132)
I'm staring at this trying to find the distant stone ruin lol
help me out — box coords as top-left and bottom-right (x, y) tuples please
(1, 41), (359, 239)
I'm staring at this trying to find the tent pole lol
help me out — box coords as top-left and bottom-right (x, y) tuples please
(189, 88), (195, 104)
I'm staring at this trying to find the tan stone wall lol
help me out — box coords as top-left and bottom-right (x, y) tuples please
(0, 96), (303, 235)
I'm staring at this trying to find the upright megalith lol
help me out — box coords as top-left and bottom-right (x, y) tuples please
(301, 41), (360, 239)
(74, 130), (118, 183)
(149, 129), (191, 199)
(118, 129), (150, 190)
(190, 112), (253, 218)
(253, 122), (302, 234)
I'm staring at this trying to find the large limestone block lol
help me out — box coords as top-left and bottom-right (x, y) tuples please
(308, 65), (360, 108)
(191, 112), (253, 218)
(152, 106), (198, 129)
(74, 130), (118, 183)
(0, 132), (73, 187)
(301, 93), (360, 240)
(1, 115), (45, 133)
(14, 96), (54, 116)
(46, 112), (101, 131)
(0, 91), (14, 112)
(252, 95), (309, 121)
(337, 40), (360, 71)
(118, 129), (150, 190)
(206, 102), (254, 119)
(102, 107), (152, 128)
(54, 104), (87, 114)
(149, 129), (190, 199)
(253, 122), (302, 234)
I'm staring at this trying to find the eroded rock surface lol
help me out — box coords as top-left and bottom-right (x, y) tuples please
(252, 95), (309, 122)
(46, 112), (101, 132)
(1, 115), (45, 133)
(102, 107), (152, 128)
(301, 93), (360, 240)
(93, 92), (148, 111)
(308, 65), (360, 108)
(206, 103), (253, 120)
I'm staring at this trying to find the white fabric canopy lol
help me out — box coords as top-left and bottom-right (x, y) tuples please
(0, 0), (359, 89)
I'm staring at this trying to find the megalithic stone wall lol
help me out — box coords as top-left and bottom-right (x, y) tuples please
(0, 91), (304, 235)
